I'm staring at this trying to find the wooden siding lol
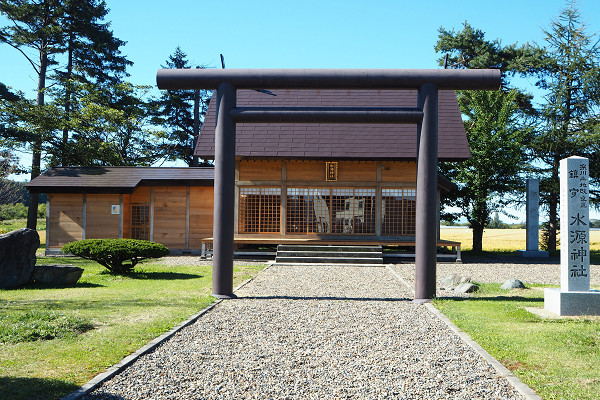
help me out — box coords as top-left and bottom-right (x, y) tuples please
(48, 194), (83, 247)
(381, 161), (416, 183)
(189, 186), (214, 248)
(130, 186), (151, 203)
(239, 160), (282, 181)
(153, 186), (187, 248)
(122, 194), (131, 239)
(85, 194), (121, 239)
(286, 161), (325, 182)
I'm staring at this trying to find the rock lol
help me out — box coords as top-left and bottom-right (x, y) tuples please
(30, 264), (83, 286)
(0, 228), (40, 289)
(439, 274), (471, 289)
(501, 279), (526, 290)
(455, 282), (479, 294)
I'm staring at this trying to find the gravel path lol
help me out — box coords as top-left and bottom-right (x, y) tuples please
(84, 264), (524, 400)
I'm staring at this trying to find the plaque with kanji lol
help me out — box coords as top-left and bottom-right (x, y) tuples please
(325, 162), (338, 181)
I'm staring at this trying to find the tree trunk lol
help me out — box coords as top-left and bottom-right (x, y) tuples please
(547, 156), (561, 252)
(472, 221), (484, 252)
(61, 33), (74, 166)
(26, 40), (48, 230)
(191, 88), (200, 167)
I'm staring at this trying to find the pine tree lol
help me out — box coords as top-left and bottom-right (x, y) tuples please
(533, 2), (600, 251)
(436, 23), (543, 251)
(0, 0), (65, 229)
(54, 0), (131, 166)
(153, 47), (210, 166)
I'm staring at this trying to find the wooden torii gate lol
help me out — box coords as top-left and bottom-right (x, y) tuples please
(156, 68), (501, 301)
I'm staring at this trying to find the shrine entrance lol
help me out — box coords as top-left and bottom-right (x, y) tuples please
(156, 68), (500, 301)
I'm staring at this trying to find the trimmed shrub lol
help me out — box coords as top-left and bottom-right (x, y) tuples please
(62, 239), (170, 274)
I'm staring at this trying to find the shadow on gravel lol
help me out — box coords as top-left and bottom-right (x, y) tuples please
(238, 295), (412, 302)
(83, 393), (126, 400)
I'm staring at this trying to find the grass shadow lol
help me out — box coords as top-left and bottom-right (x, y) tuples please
(0, 376), (79, 400)
(23, 282), (105, 289)
(460, 250), (561, 265)
(122, 271), (202, 280)
(437, 295), (544, 303)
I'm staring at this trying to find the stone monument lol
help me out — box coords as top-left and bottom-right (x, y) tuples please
(545, 156), (600, 315)
(517, 178), (548, 258)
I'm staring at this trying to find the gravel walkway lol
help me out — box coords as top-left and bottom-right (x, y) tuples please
(84, 264), (525, 400)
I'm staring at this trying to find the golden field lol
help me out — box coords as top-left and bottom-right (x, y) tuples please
(440, 228), (600, 252)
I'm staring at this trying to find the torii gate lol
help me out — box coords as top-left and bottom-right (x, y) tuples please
(156, 68), (501, 301)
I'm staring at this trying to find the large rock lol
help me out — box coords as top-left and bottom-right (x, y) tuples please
(501, 279), (526, 290)
(455, 282), (479, 294)
(439, 274), (471, 290)
(0, 228), (40, 289)
(30, 264), (83, 286)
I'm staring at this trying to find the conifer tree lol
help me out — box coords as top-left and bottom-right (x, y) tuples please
(533, 3), (600, 251)
(153, 47), (210, 166)
(0, 0), (65, 229)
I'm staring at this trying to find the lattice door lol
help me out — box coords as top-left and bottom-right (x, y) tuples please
(131, 204), (150, 240)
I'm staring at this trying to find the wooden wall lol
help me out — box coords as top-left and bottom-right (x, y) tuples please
(153, 186), (187, 248)
(189, 186), (214, 248)
(48, 185), (214, 251)
(239, 159), (416, 184)
(48, 194), (83, 247)
(85, 194), (120, 239)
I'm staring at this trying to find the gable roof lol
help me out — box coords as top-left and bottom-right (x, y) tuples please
(26, 167), (214, 193)
(195, 89), (470, 161)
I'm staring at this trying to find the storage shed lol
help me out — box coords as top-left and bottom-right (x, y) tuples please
(27, 167), (214, 254)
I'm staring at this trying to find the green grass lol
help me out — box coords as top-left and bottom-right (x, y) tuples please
(0, 257), (265, 400)
(435, 284), (600, 399)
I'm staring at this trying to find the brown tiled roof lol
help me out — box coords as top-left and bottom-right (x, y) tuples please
(26, 167), (214, 193)
(195, 89), (470, 161)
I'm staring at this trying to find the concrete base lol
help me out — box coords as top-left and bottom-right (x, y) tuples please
(544, 288), (600, 316)
(516, 250), (549, 258)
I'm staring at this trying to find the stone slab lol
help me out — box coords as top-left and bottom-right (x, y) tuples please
(544, 288), (600, 316)
(516, 250), (549, 258)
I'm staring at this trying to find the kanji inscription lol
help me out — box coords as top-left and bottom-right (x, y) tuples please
(560, 156), (590, 292)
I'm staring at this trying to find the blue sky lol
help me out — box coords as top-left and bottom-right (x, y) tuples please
(2, 0), (599, 96)
(1, 0), (599, 221)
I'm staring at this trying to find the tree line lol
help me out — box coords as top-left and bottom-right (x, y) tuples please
(0, 0), (210, 230)
(1, 1), (599, 253)
(436, 1), (600, 251)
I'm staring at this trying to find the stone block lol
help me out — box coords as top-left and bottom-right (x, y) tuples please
(544, 288), (600, 316)
(30, 264), (83, 286)
(0, 228), (40, 289)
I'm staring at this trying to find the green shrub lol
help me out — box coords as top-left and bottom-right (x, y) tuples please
(62, 239), (170, 274)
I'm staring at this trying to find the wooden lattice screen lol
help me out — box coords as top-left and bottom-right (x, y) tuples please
(381, 188), (416, 235)
(238, 187), (281, 233)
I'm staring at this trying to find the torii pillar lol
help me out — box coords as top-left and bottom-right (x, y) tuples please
(156, 68), (501, 301)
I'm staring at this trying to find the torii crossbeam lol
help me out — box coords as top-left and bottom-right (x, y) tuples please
(156, 68), (501, 301)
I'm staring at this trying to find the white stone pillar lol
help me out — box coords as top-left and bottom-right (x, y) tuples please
(545, 156), (600, 315)
(560, 156), (590, 292)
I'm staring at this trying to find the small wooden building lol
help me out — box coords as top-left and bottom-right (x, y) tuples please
(28, 88), (469, 256)
(27, 167), (214, 254)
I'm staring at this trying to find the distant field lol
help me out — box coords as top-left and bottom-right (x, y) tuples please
(440, 228), (600, 252)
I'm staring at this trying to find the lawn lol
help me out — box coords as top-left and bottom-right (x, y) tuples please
(435, 284), (600, 400)
(0, 257), (266, 400)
